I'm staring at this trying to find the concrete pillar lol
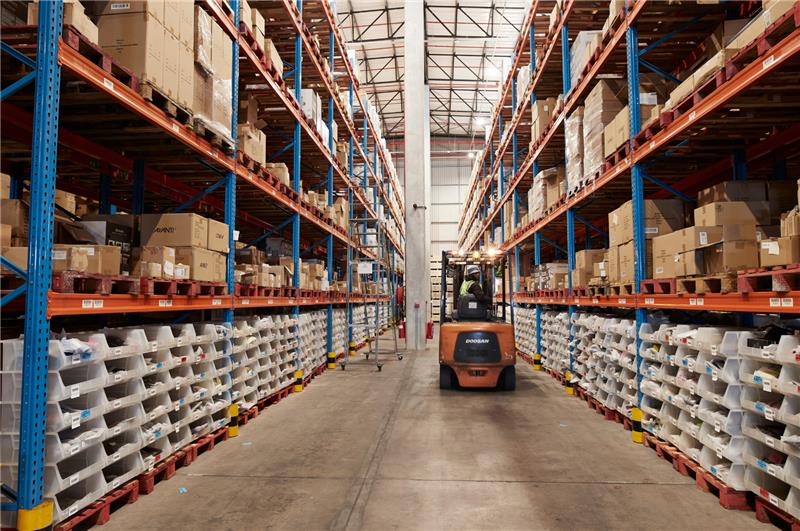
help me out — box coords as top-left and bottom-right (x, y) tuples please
(404, 0), (431, 351)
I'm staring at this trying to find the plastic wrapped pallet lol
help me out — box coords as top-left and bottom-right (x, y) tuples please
(564, 107), (584, 194)
(583, 80), (623, 180)
(570, 31), (602, 87)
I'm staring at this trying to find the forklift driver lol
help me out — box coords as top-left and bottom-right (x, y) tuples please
(459, 264), (491, 306)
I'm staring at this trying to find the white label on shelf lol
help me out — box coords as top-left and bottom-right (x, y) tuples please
(53, 250), (67, 260)
(689, 298), (697, 306)
(159, 299), (173, 307)
(242, 299), (250, 305)
(68, 505), (78, 517)
(716, 450), (723, 460)
(592, 298), (599, 304)
(113, 452), (121, 462)
(71, 414), (80, 429)
(70, 443), (80, 455)
(770, 297), (782, 307)
(782, 298), (794, 307)
(212, 298), (222, 306)
(765, 408), (775, 421)
(93, 300), (103, 308)
(764, 380), (772, 393)
(765, 436), (775, 448)
(70, 475), (80, 486)
(618, 298), (626, 304)
(644, 297), (655, 305)
(113, 426), (121, 435)
(712, 370), (718, 382)
(82, 299), (93, 309)
(690, 407), (696, 419)
(699, 231), (708, 246)
(689, 111), (697, 121)
(769, 493), (781, 506)
(70, 384), (80, 398)
(103, 78), (114, 92)
(113, 347), (122, 356)
(113, 399), (121, 408)
(112, 479), (121, 489)
(763, 55), (776, 70)
(714, 421), (721, 432)
(172, 123), (179, 132)
(114, 372), (123, 381)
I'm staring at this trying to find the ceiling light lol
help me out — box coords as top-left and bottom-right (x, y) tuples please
(467, 152), (475, 159)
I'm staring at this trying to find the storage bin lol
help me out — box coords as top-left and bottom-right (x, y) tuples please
(103, 425), (144, 463)
(141, 325), (178, 350)
(2, 361), (108, 402)
(51, 471), (108, 522)
(700, 445), (747, 491)
(105, 403), (146, 437)
(105, 354), (147, 386)
(103, 451), (144, 491)
(102, 327), (156, 356)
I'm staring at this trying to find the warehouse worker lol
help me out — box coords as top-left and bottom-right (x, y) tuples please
(459, 264), (491, 305)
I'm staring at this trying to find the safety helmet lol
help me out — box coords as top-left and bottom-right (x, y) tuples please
(466, 264), (480, 276)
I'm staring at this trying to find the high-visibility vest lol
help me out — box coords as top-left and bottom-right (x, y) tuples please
(460, 280), (474, 296)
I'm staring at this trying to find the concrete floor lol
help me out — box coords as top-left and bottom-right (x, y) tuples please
(104, 340), (764, 531)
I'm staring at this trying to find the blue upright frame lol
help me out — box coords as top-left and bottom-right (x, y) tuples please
(15, 0), (63, 519)
(224, 0), (240, 324)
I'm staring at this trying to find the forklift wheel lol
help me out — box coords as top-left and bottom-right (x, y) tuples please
(340, 364), (346, 371)
(377, 364), (383, 372)
(500, 366), (516, 391)
(365, 354), (370, 360)
(397, 354), (404, 360)
(439, 365), (455, 390)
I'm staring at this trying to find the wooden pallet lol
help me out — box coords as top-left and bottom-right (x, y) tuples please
(608, 282), (635, 296)
(738, 265), (800, 293)
(53, 479), (139, 531)
(640, 278), (677, 295)
(140, 81), (192, 125)
(754, 495), (800, 530)
(191, 116), (235, 153)
(676, 274), (737, 295)
(139, 277), (220, 296)
(60, 25), (139, 91)
(51, 271), (140, 295)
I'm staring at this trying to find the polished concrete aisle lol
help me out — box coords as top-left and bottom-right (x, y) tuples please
(105, 343), (763, 530)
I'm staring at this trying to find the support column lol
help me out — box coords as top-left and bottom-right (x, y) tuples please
(17, 1), (63, 527)
(404, 0), (431, 351)
(224, 0), (240, 324)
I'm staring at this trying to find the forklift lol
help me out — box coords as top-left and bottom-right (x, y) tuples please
(438, 249), (516, 390)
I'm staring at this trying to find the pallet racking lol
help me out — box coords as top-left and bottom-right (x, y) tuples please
(458, 0), (800, 523)
(0, 0), (404, 525)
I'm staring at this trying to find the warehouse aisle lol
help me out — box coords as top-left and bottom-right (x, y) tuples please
(104, 340), (762, 531)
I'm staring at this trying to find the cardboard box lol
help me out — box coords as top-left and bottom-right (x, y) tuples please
(174, 262), (190, 280)
(55, 190), (77, 215)
(174, 247), (217, 281)
(781, 208), (800, 237)
(54, 245), (121, 275)
(140, 246), (176, 278)
(0, 199), (28, 238)
(193, 64), (213, 119)
(50, 245), (90, 273)
(280, 256), (300, 276)
(99, 1), (164, 20)
(211, 21), (233, 128)
(79, 220), (134, 275)
(213, 252), (226, 283)
(616, 240), (653, 283)
(758, 225), (781, 242)
(607, 245), (621, 283)
(760, 236), (800, 268)
(767, 180), (798, 223)
(531, 97), (556, 141)
(176, 43), (194, 108)
(265, 163), (290, 187)
(162, 0), (180, 36)
(693, 201), (770, 226)
(207, 219), (229, 254)
(252, 8), (265, 42)
(702, 240), (758, 273)
(133, 261), (162, 279)
(0, 224), (10, 248)
(235, 247), (263, 265)
(177, 0), (194, 45)
(608, 199), (684, 247)
(29, 3), (98, 44)
(98, 12), (164, 89)
(0, 173), (9, 199)
(1, 247), (28, 272)
(653, 224), (757, 258)
(697, 180), (767, 206)
(194, 6), (213, 74)
(676, 250), (704, 277)
(653, 253), (680, 279)
(140, 213), (208, 248)
(237, 123), (266, 165)
(263, 38), (283, 77)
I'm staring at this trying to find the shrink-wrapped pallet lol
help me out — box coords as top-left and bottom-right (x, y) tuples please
(564, 107), (584, 195)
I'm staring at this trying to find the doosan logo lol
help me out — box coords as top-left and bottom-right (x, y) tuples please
(153, 227), (175, 233)
(465, 338), (490, 344)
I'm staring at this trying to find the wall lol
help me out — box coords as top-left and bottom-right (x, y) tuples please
(430, 155), (472, 258)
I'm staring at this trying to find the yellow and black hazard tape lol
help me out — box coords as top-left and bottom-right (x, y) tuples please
(294, 369), (304, 393)
(532, 353), (542, 371)
(228, 403), (239, 438)
(564, 371), (574, 395)
(348, 341), (356, 356)
(631, 407), (643, 444)
(327, 351), (337, 369)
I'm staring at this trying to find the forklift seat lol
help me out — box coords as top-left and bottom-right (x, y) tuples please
(455, 294), (488, 321)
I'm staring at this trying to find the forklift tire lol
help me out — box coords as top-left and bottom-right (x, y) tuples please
(439, 365), (455, 390)
(500, 366), (516, 391)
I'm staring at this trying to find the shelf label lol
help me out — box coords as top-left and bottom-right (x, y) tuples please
(688, 111), (697, 121)
(764, 379), (773, 393)
(618, 298), (626, 304)
(592, 298), (599, 304)
(782, 298), (794, 307)
(769, 493), (781, 507)
(644, 297), (655, 305)
(172, 123), (179, 132)
(766, 408), (776, 422)
(70, 384), (80, 399)
(113, 399), (121, 408)
(212, 298), (222, 306)
(765, 436), (775, 448)
(70, 475), (80, 486)
(159, 299), (173, 307)
(714, 420), (721, 432)
(71, 414), (81, 429)
(770, 297), (782, 307)
(242, 299), (250, 305)
(68, 505), (79, 517)
(103, 78), (114, 91)
(763, 55), (776, 70)
(113, 426), (121, 435)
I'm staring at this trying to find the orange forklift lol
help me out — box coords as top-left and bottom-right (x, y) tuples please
(438, 249), (516, 390)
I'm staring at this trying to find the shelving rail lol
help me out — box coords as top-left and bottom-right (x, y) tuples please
(456, 0), (800, 523)
(0, 0), (404, 527)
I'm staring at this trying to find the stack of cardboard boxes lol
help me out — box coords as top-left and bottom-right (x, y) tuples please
(571, 249), (607, 288)
(237, 94), (266, 165)
(96, 2), (197, 113)
(527, 262), (569, 291)
(531, 97), (557, 145)
(607, 199), (684, 285)
(28, 1), (98, 44)
(136, 213), (229, 282)
(583, 81), (624, 182)
(564, 108), (584, 194)
(528, 167), (566, 221)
